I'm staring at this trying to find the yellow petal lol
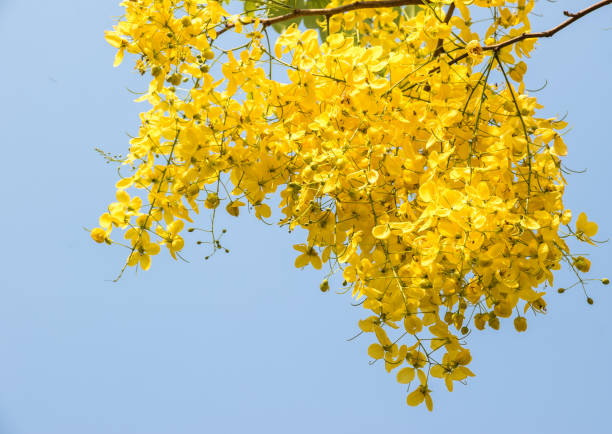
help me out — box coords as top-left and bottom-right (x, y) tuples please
(140, 254), (151, 270)
(342, 265), (357, 283)
(396, 367), (415, 384)
(552, 135), (567, 156)
(146, 243), (160, 256)
(116, 190), (130, 204)
(116, 177), (133, 189)
(368, 343), (384, 360)
(225, 200), (243, 217)
(584, 221), (598, 238)
(104, 31), (123, 48)
(404, 316), (423, 334)
(372, 224), (391, 240)
(577, 212), (598, 237)
(374, 325), (391, 347)
(521, 216), (540, 230)
(294, 254), (309, 269)
(366, 170), (379, 184)
(113, 48), (125, 67)
(310, 253), (322, 270)
(293, 244), (307, 253)
(417, 369), (427, 385)
(441, 189), (462, 209)
(358, 317), (376, 332)
(168, 220), (184, 234)
(127, 252), (139, 267)
(451, 366), (474, 380)
(171, 237), (184, 252)
(430, 365), (444, 379)
(406, 389), (425, 407)
(418, 179), (436, 203)
(576, 212), (587, 230)
(100, 213), (113, 229)
(321, 246), (331, 264)
(425, 394), (433, 411)
(445, 376), (454, 392)
(560, 209), (572, 225)
(255, 203), (271, 219)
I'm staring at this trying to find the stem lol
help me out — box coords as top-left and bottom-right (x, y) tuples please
(449, 0), (612, 65)
(217, 0), (426, 35)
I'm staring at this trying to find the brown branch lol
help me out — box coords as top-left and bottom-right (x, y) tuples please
(217, 0), (426, 36)
(215, 0), (611, 70)
(433, 3), (455, 58)
(261, 0), (424, 26)
(449, 0), (612, 65)
(487, 0), (612, 50)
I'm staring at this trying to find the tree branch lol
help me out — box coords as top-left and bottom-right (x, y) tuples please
(489, 0), (612, 50)
(261, 0), (424, 27)
(449, 0), (612, 65)
(217, 0), (426, 36)
(433, 3), (455, 58)
(217, 0), (612, 69)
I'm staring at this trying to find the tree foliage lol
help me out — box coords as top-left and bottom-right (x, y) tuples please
(94, 0), (610, 409)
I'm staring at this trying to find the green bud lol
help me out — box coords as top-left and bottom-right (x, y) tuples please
(319, 279), (329, 292)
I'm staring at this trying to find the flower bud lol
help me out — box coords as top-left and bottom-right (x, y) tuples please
(513, 316), (527, 332)
(91, 228), (107, 243)
(320, 279), (329, 292)
(474, 313), (486, 330)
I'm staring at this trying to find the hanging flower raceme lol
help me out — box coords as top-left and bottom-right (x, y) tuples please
(92, 0), (605, 410)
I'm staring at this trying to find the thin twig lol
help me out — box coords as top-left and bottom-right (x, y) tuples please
(489, 0), (612, 50)
(449, 0), (612, 65)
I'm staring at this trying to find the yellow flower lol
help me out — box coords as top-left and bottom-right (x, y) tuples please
(225, 200), (245, 217)
(204, 193), (220, 209)
(406, 370), (433, 411)
(156, 220), (185, 259)
(94, 0), (603, 407)
(293, 244), (322, 270)
(255, 203), (271, 219)
(104, 30), (128, 67)
(127, 232), (160, 271)
(465, 40), (484, 64)
(508, 61), (527, 82)
(573, 256), (591, 273)
(430, 350), (475, 392)
(90, 228), (108, 243)
(576, 212), (598, 244)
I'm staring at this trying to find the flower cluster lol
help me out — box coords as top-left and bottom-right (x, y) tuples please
(93, 0), (601, 409)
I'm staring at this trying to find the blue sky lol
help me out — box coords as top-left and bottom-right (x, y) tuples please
(0, 1), (610, 433)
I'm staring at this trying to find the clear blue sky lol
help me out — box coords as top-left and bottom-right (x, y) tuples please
(0, 1), (610, 433)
